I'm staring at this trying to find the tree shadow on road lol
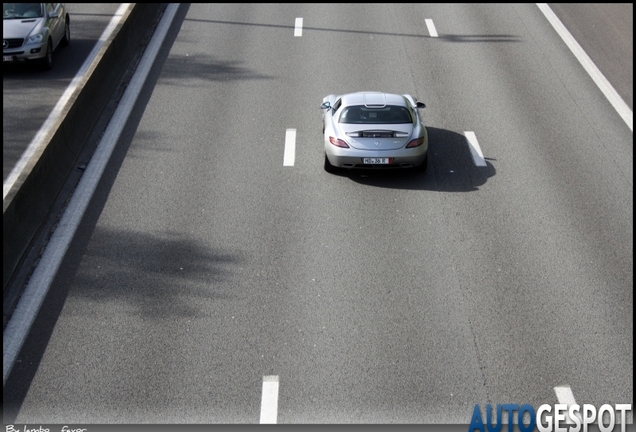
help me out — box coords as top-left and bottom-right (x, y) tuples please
(72, 227), (245, 318)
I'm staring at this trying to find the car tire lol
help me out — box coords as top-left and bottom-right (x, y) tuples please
(41, 39), (53, 70)
(61, 17), (70, 46)
(416, 153), (428, 173)
(324, 153), (336, 173)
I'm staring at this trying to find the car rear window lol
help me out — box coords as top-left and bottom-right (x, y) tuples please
(339, 105), (412, 124)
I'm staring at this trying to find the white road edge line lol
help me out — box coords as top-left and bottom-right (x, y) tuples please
(2, 3), (181, 386)
(425, 19), (438, 38)
(536, 3), (633, 132)
(554, 385), (583, 424)
(284, 128), (296, 166)
(260, 375), (280, 424)
(294, 17), (303, 37)
(3, 4), (132, 199)
(464, 131), (487, 167)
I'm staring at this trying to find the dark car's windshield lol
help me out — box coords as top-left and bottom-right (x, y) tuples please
(3, 3), (43, 19)
(339, 105), (413, 124)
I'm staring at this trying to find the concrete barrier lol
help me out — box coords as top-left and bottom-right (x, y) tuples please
(3, 3), (167, 295)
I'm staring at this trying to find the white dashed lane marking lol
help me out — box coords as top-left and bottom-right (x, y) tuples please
(425, 19), (438, 37)
(284, 129), (296, 166)
(260, 375), (280, 424)
(464, 131), (487, 167)
(294, 17), (303, 37)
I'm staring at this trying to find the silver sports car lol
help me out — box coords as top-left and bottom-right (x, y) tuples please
(320, 92), (428, 172)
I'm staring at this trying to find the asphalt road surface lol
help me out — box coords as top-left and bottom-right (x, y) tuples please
(3, 3), (633, 424)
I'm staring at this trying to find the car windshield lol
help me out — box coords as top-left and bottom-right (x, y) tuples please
(3, 3), (43, 19)
(339, 105), (413, 124)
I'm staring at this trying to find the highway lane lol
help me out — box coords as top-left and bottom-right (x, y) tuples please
(2, 4), (632, 182)
(2, 3), (124, 181)
(5, 3), (632, 424)
(549, 3), (633, 110)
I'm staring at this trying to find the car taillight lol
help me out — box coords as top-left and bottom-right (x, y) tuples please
(329, 136), (349, 148)
(406, 137), (425, 148)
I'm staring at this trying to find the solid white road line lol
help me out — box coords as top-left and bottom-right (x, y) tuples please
(294, 17), (303, 37)
(464, 131), (487, 167)
(260, 375), (280, 424)
(554, 385), (583, 424)
(3, 4), (132, 199)
(425, 19), (438, 38)
(537, 4), (633, 132)
(2, 4), (181, 386)
(284, 129), (296, 166)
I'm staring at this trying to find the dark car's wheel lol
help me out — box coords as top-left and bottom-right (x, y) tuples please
(324, 153), (336, 173)
(41, 39), (53, 70)
(61, 17), (70, 46)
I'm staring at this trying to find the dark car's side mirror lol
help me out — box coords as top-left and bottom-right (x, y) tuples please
(320, 102), (331, 110)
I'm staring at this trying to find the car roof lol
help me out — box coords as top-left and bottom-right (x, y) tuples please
(340, 92), (408, 108)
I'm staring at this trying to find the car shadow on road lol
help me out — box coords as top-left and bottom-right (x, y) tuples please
(339, 127), (496, 192)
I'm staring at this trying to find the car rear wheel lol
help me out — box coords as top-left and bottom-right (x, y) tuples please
(324, 153), (336, 173)
(416, 153), (429, 173)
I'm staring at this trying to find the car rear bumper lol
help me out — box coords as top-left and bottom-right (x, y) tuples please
(325, 146), (428, 169)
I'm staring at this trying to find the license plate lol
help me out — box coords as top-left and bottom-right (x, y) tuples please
(3, 56), (15, 62)
(363, 157), (391, 164)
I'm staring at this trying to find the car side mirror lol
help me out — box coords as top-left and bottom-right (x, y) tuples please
(415, 101), (426, 109)
(320, 102), (331, 110)
(49, 4), (60, 18)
